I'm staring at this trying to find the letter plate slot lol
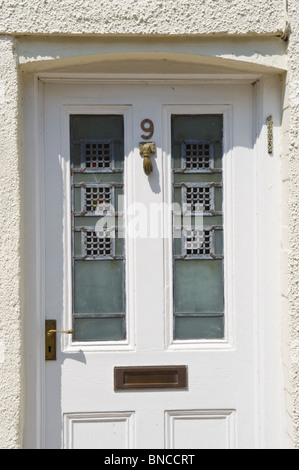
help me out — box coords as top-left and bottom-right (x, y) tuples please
(114, 366), (188, 391)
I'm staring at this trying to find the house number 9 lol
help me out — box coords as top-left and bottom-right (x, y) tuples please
(141, 119), (154, 140)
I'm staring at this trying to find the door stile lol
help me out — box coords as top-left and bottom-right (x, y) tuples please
(251, 76), (285, 448)
(37, 77), (47, 449)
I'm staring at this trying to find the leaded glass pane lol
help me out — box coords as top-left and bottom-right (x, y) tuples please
(175, 316), (224, 340)
(70, 115), (125, 341)
(74, 317), (125, 342)
(172, 114), (224, 340)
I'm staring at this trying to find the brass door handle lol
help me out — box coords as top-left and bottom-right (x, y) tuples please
(47, 328), (73, 337)
(45, 320), (73, 361)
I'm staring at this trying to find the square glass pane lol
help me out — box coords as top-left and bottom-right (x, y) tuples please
(174, 259), (224, 314)
(74, 317), (125, 341)
(175, 316), (224, 340)
(171, 114), (223, 171)
(74, 260), (124, 315)
(70, 115), (124, 170)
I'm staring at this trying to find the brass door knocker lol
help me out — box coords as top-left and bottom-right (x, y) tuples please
(139, 142), (156, 176)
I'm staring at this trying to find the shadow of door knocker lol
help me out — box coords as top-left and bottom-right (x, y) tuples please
(139, 142), (156, 176)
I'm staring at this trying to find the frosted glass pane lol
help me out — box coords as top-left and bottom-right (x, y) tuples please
(175, 316), (224, 340)
(214, 187), (223, 212)
(71, 115), (124, 169)
(214, 230), (224, 257)
(172, 114), (223, 141)
(73, 173), (123, 184)
(73, 187), (81, 212)
(174, 173), (223, 184)
(74, 317), (124, 341)
(202, 216), (223, 227)
(171, 114), (223, 170)
(74, 260), (124, 314)
(174, 259), (224, 314)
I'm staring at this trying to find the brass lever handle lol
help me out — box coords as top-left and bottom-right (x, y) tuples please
(45, 320), (73, 361)
(47, 329), (73, 337)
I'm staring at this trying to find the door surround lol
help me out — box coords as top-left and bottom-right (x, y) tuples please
(22, 71), (285, 449)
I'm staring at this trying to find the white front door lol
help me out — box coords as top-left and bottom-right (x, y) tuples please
(40, 80), (276, 449)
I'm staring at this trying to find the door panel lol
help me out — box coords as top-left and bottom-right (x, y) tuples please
(43, 82), (256, 449)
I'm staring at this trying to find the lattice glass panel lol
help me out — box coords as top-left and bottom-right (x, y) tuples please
(84, 142), (113, 170)
(185, 186), (212, 213)
(84, 185), (113, 214)
(183, 228), (211, 257)
(183, 142), (213, 171)
(70, 115), (125, 342)
(172, 114), (224, 341)
(83, 229), (115, 259)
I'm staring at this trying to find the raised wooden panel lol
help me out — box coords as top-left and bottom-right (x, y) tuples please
(165, 410), (236, 449)
(64, 412), (135, 449)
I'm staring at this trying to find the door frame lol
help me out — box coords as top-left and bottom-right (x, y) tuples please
(23, 72), (285, 449)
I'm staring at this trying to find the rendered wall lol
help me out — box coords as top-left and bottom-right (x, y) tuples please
(0, 0), (286, 36)
(0, 36), (22, 449)
(286, 0), (299, 448)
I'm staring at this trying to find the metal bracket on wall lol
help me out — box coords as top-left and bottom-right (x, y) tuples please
(267, 115), (273, 155)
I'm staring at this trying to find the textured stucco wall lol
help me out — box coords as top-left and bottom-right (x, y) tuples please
(0, 0), (286, 36)
(286, 0), (299, 448)
(0, 36), (22, 449)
